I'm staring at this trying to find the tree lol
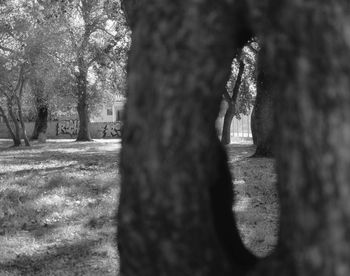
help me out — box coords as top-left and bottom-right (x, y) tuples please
(119, 0), (350, 275)
(221, 41), (257, 145)
(0, 61), (31, 146)
(118, 1), (256, 275)
(250, 0), (350, 274)
(0, 1), (32, 146)
(250, 65), (274, 157)
(38, 0), (129, 141)
(30, 79), (48, 140)
(0, 0), (53, 145)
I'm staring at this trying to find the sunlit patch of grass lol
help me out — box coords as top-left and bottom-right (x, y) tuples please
(0, 139), (120, 275)
(227, 143), (279, 257)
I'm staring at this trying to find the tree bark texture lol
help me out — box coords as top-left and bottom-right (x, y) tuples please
(249, 1), (350, 275)
(251, 68), (274, 157)
(76, 73), (92, 141)
(221, 60), (245, 145)
(118, 1), (256, 276)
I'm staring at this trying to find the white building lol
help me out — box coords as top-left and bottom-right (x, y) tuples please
(91, 94), (125, 123)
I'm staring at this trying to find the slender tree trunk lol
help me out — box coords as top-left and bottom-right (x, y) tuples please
(76, 73), (92, 141)
(0, 106), (17, 144)
(7, 100), (21, 146)
(16, 97), (30, 146)
(118, 1), (255, 276)
(221, 103), (235, 145)
(250, 106), (257, 145)
(251, 69), (274, 157)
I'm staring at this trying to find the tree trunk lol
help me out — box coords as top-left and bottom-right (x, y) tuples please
(221, 103), (235, 145)
(31, 105), (48, 140)
(118, 1), (256, 276)
(119, 0), (350, 275)
(250, 106), (257, 145)
(0, 106), (17, 145)
(249, 1), (350, 275)
(251, 69), (274, 157)
(7, 100), (21, 146)
(221, 60), (245, 145)
(16, 97), (30, 147)
(76, 74), (92, 141)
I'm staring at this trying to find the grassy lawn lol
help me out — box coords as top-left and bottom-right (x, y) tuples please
(0, 139), (120, 275)
(227, 144), (278, 257)
(0, 139), (277, 275)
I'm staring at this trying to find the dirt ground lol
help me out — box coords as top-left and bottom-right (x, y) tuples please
(0, 139), (278, 275)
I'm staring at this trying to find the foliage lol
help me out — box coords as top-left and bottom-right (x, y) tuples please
(225, 40), (259, 119)
(0, 0), (129, 128)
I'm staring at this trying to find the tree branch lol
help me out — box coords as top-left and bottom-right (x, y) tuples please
(231, 61), (245, 104)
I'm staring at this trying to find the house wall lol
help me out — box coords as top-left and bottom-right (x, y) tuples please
(91, 101), (125, 123)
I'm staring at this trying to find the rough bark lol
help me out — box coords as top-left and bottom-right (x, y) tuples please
(251, 68), (274, 157)
(118, 1), (256, 276)
(221, 60), (245, 145)
(249, 1), (350, 275)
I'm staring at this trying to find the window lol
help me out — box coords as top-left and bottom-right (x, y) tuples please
(107, 108), (113, 116)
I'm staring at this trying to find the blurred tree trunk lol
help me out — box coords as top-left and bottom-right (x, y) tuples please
(249, 1), (350, 275)
(118, 1), (256, 275)
(251, 68), (274, 157)
(120, 0), (350, 276)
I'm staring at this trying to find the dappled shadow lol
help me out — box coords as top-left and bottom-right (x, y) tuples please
(225, 143), (279, 257)
(0, 238), (118, 275)
(0, 164), (78, 177)
(0, 140), (120, 275)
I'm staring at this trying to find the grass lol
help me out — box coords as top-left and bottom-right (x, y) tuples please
(0, 139), (277, 275)
(227, 143), (278, 257)
(0, 139), (120, 275)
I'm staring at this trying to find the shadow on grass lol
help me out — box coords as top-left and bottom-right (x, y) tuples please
(0, 239), (115, 274)
(0, 164), (79, 177)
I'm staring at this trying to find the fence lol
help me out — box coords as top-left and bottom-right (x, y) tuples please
(216, 112), (252, 139)
(231, 114), (252, 138)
